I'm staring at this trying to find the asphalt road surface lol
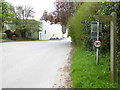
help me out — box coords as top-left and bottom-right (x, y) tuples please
(2, 38), (71, 88)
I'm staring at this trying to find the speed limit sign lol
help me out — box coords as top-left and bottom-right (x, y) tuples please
(94, 40), (102, 48)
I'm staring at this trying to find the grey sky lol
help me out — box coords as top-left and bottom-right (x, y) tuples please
(6, 0), (56, 21)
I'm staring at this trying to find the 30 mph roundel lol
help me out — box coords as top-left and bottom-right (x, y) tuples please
(94, 40), (102, 48)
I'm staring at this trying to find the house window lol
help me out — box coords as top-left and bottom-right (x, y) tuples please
(44, 30), (46, 34)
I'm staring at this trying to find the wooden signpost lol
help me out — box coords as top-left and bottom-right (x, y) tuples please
(94, 12), (117, 82)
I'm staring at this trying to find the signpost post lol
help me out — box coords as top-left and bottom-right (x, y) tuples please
(96, 22), (100, 65)
(94, 40), (102, 65)
(91, 22), (102, 65)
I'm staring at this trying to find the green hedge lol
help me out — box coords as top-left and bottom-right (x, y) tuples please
(68, 2), (100, 46)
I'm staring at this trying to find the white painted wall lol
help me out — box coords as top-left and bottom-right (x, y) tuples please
(39, 21), (63, 40)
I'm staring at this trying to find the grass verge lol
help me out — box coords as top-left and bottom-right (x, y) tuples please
(49, 38), (63, 40)
(0, 39), (13, 42)
(70, 45), (118, 88)
(0, 38), (39, 42)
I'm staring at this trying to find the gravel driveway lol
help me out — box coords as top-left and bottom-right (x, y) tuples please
(1, 38), (71, 88)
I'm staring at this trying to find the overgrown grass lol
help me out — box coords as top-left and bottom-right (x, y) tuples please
(71, 45), (118, 88)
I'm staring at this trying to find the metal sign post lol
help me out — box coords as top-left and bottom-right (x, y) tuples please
(96, 22), (99, 65)
(91, 22), (102, 64)
(94, 40), (102, 64)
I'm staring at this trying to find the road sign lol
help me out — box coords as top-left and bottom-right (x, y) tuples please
(94, 40), (102, 48)
(91, 22), (102, 41)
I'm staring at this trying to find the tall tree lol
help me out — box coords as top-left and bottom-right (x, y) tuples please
(13, 5), (35, 38)
(42, 1), (75, 25)
(14, 5), (35, 30)
(14, 5), (35, 20)
(0, 0), (15, 31)
(41, 1), (82, 34)
(0, 2), (2, 32)
(14, 19), (41, 38)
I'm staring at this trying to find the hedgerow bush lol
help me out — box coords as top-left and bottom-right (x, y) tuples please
(68, 2), (120, 56)
(67, 2), (100, 46)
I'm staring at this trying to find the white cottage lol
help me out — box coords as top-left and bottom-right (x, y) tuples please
(39, 16), (68, 40)
(39, 20), (63, 40)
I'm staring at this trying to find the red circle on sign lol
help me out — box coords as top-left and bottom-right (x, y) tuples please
(94, 40), (102, 48)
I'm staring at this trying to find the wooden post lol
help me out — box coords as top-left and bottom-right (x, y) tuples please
(110, 12), (117, 82)
(94, 15), (112, 21)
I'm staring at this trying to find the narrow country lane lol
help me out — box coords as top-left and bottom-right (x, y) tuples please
(1, 38), (71, 88)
